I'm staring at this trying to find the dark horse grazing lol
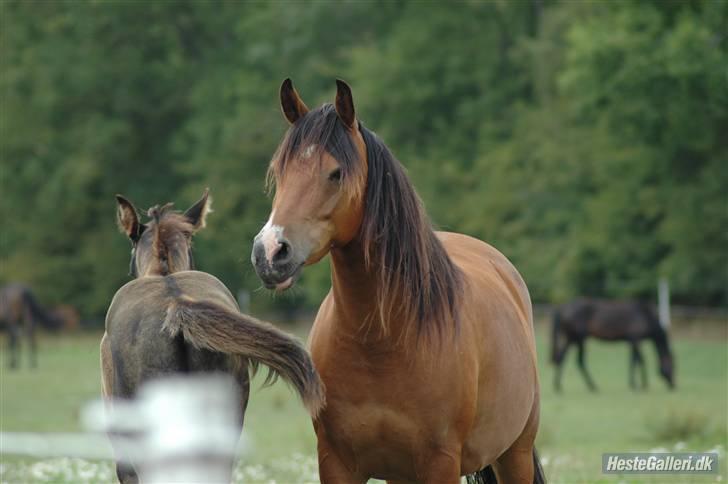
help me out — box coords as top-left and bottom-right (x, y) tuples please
(551, 298), (675, 392)
(101, 190), (324, 484)
(0, 283), (75, 369)
(251, 79), (545, 483)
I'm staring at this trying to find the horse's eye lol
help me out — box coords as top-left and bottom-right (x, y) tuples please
(328, 168), (342, 182)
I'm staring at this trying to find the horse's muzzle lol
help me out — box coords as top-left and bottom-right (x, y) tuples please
(251, 238), (303, 291)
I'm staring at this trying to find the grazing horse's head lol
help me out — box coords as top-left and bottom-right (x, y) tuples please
(251, 79), (368, 290)
(116, 190), (211, 277)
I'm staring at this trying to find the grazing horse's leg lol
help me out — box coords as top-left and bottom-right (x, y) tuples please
(7, 321), (20, 369)
(635, 343), (647, 389)
(553, 340), (571, 393)
(25, 321), (37, 369)
(629, 343), (638, 390)
(576, 340), (597, 392)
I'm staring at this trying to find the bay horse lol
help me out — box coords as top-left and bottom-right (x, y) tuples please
(101, 190), (324, 484)
(0, 283), (76, 369)
(251, 79), (544, 483)
(551, 298), (675, 392)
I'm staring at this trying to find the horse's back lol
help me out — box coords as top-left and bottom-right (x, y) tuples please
(437, 231), (535, 340)
(105, 271), (238, 397)
(558, 298), (657, 340)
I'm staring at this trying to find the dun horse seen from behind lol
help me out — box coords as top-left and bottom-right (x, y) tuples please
(101, 190), (324, 484)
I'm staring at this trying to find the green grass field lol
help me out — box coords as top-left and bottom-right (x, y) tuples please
(1, 322), (725, 483)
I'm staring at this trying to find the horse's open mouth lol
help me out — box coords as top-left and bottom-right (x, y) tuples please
(266, 263), (304, 292)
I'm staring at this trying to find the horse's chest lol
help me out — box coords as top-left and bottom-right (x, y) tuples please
(320, 398), (434, 479)
(315, 358), (462, 478)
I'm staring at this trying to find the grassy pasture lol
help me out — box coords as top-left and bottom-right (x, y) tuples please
(0, 322), (725, 483)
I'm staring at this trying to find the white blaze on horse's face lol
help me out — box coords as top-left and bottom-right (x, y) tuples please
(257, 211), (285, 263)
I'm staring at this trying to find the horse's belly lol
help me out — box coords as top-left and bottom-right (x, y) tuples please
(461, 361), (537, 473)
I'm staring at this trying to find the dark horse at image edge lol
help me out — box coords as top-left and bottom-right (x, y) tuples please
(551, 298), (675, 392)
(0, 283), (77, 369)
(101, 190), (324, 484)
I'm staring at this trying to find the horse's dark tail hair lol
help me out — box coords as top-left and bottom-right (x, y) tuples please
(162, 296), (325, 417)
(466, 448), (547, 484)
(551, 309), (562, 364)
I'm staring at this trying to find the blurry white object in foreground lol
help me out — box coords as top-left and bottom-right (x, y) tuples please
(2, 374), (249, 484)
(88, 374), (245, 483)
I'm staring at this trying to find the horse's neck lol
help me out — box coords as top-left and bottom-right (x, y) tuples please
(329, 241), (407, 343)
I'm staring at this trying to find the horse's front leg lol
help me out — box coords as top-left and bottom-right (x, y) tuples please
(418, 447), (461, 484)
(316, 430), (366, 484)
(576, 340), (598, 392)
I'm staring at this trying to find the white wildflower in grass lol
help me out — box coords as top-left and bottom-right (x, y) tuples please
(674, 441), (687, 450)
(235, 453), (318, 483)
(1, 458), (114, 483)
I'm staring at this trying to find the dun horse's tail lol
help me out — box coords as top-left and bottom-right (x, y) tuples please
(551, 309), (562, 364)
(162, 297), (325, 417)
(466, 448), (546, 483)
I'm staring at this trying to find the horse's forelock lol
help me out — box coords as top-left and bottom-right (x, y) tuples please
(267, 104), (365, 201)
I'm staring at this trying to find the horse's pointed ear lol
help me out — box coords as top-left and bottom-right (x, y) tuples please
(184, 188), (212, 231)
(280, 78), (309, 124)
(335, 79), (356, 130)
(116, 195), (145, 242)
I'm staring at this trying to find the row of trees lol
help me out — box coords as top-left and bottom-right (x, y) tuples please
(2, 0), (726, 321)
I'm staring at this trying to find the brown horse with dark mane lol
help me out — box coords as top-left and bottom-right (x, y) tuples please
(101, 190), (324, 484)
(251, 79), (544, 483)
(551, 298), (675, 392)
(0, 283), (78, 369)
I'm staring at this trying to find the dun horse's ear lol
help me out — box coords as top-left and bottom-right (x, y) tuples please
(184, 188), (212, 231)
(335, 79), (356, 130)
(116, 195), (145, 242)
(280, 78), (309, 124)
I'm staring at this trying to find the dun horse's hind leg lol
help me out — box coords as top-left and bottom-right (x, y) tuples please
(115, 463), (139, 484)
(576, 340), (597, 392)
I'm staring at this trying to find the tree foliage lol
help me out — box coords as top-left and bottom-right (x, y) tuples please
(1, 0), (725, 322)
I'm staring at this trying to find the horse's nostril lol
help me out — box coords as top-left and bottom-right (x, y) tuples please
(272, 239), (292, 264)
